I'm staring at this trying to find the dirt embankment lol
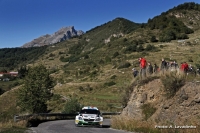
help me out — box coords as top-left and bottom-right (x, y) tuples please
(121, 79), (200, 126)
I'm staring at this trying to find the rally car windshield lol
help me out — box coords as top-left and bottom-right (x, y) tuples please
(80, 109), (100, 114)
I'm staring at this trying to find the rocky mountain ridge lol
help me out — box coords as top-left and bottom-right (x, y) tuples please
(22, 26), (84, 48)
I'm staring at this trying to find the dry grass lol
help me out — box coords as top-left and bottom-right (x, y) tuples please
(0, 120), (27, 133)
(111, 116), (200, 133)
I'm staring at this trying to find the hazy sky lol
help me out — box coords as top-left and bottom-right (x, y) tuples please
(0, 0), (199, 48)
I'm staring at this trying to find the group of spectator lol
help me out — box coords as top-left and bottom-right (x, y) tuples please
(132, 57), (198, 79)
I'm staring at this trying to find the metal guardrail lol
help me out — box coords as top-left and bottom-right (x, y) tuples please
(14, 112), (121, 122)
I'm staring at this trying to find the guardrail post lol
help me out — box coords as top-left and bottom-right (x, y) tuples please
(14, 115), (18, 122)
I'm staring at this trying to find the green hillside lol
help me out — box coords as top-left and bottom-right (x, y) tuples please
(1, 3), (200, 130)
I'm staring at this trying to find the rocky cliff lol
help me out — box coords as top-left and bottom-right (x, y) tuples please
(121, 79), (200, 126)
(22, 26), (84, 48)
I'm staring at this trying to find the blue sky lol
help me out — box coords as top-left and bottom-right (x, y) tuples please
(0, 0), (199, 48)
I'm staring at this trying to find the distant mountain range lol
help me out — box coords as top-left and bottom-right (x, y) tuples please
(22, 26), (84, 48)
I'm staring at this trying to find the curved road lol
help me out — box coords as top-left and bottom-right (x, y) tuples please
(26, 119), (134, 133)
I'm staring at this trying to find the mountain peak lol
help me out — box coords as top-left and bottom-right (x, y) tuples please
(22, 26), (84, 48)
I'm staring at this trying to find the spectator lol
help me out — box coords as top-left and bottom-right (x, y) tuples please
(160, 58), (167, 74)
(139, 57), (147, 79)
(132, 68), (139, 78)
(147, 62), (153, 75)
(153, 63), (159, 74)
(188, 64), (196, 76)
(180, 62), (189, 73)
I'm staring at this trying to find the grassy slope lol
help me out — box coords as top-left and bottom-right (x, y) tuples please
(0, 5), (200, 125)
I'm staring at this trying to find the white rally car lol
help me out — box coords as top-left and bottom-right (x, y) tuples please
(75, 106), (103, 127)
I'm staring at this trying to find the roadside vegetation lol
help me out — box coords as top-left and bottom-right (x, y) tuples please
(111, 116), (199, 133)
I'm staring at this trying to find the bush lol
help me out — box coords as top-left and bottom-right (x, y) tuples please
(78, 86), (84, 91)
(60, 55), (79, 63)
(112, 52), (119, 58)
(161, 72), (185, 98)
(90, 70), (98, 78)
(145, 44), (156, 51)
(150, 36), (157, 42)
(105, 56), (111, 63)
(124, 45), (137, 53)
(99, 59), (104, 64)
(62, 97), (83, 113)
(49, 53), (55, 57)
(118, 61), (131, 69)
(141, 103), (156, 120)
(136, 44), (144, 52)
(84, 54), (89, 59)
(104, 81), (116, 87)
(110, 75), (117, 79)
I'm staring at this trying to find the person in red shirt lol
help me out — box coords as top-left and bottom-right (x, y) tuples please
(180, 62), (189, 74)
(180, 62), (185, 71)
(139, 57), (147, 79)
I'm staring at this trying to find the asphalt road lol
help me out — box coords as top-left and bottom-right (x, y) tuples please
(26, 119), (134, 133)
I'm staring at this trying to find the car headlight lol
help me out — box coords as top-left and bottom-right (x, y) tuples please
(95, 117), (101, 121)
(78, 117), (83, 120)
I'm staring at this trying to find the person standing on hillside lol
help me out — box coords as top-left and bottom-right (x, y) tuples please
(180, 62), (189, 74)
(139, 57), (147, 79)
(147, 62), (153, 76)
(160, 58), (167, 74)
(132, 68), (139, 78)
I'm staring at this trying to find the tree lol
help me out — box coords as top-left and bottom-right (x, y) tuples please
(18, 66), (28, 78)
(17, 64), (55, 113)
(0, 68), (7, 73)
(62, 97), (83, 113)
(150, 36), (157, 42)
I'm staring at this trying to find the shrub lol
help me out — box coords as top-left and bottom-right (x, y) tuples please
(90, 70), (98, 78)
(58, 51), (65, 55)
(124, 45), (137, 53)
(78, 86), (84, 91)
(188, 58), (193, 62)
(110, 75), (117, 79)
(118, 61), (131, 69)
(195, 64), (200, 68)
(60, 55), (79, 63)
(112, 51), (119, 58)
(62, 97), (83, 113)
(150, 36), (157, 42)
(145, 44), (156, 51)
(49, 53), (55, 57)
(136, 44), (144, 52)
(105, 56), (111, 63)
(161, 72), (185, 98)
(104, 81), (116, 87)
(123, 38), (128, 42)
(84, 54), (89, 59)
(99, 59), (104, 64)
(141, 103), (156, 120)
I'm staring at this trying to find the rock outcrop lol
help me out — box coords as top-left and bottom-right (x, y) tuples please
(22, 26), (84, 48)
(121, 79), (200, 126)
